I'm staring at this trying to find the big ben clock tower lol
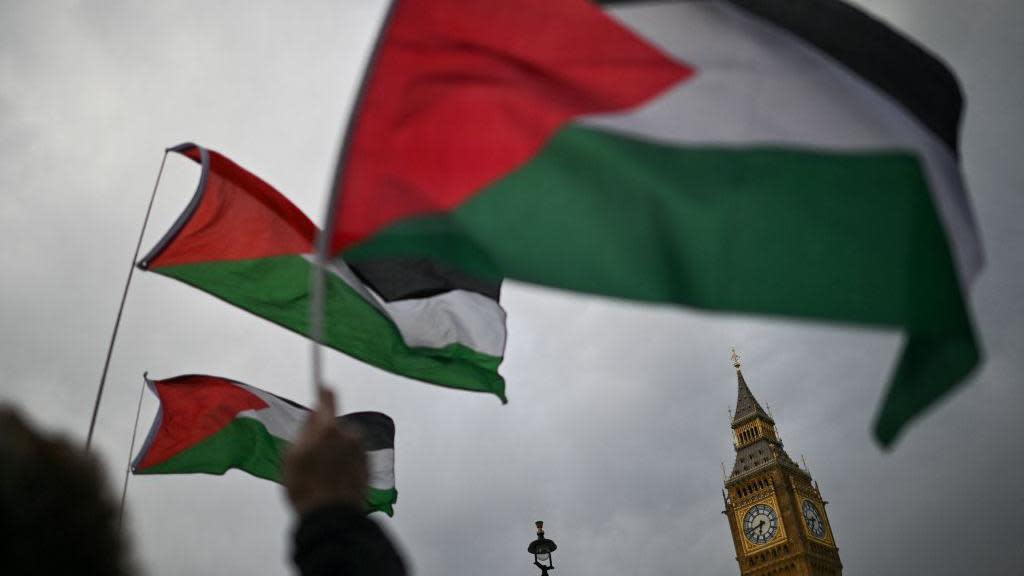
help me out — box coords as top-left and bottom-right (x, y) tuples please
(722, 350), (843, 575)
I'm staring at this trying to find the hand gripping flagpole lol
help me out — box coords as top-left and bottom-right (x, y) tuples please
(86, 151), (168, 450)
(311, 0), (400, 400)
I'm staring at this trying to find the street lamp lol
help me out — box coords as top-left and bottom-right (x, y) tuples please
(528, 520), (558, 575)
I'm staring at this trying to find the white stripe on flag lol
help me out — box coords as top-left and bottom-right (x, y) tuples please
(367, 448), (396, 490)
(584, 0), (981, 285)
(382, 289), (506, 357)
(236, 383), (308, 442)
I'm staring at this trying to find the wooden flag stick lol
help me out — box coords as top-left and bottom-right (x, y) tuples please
(310, 0), (399, 402)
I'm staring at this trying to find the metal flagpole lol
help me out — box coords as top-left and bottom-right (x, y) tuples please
(117, 373), (149, 532)
(86, 151), (168, 450)
(311, 0), (400, 401)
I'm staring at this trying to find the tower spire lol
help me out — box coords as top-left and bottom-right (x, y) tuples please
(730, 349), (772, 425)
(727, 349), (793, 475)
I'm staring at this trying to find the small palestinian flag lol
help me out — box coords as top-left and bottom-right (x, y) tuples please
(131, 374), (398, 516)
(139, 143), (506, 401)
(326, 0), (983, 445)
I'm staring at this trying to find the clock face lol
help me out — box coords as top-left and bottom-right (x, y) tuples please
(801, 499), (826, 539)
(742, 503), (779, 545)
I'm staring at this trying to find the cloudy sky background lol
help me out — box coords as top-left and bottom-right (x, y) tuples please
(1, 0), (1021, 574)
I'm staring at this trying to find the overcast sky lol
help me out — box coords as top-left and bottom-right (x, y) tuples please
(1, 0), (1022, 574)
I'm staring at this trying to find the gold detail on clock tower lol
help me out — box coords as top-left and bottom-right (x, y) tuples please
(722, 352), (843, 575)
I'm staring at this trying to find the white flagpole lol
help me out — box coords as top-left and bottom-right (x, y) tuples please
(311, 0), (400, 401)
(86, 151), (168, 450)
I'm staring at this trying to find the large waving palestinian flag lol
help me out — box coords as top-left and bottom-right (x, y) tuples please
(326, 0), (983, 445)
(131, 374), (398, 516)
(139, 143), (506, 401)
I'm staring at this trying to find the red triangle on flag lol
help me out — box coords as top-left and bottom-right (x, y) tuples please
(332, 0), (692, 251)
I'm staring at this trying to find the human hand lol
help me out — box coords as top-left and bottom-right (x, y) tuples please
(283, 387), (368, 515)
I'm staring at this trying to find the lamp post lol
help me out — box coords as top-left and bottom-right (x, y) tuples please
(528, 520), (558, 575)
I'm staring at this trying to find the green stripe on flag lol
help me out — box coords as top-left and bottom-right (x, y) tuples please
(344, 124), (979, 445)
(154, 254), (505, 400)
(137, 418), (400, 516)
(366, 487), (399, 517)
(136, 417), (288, 482)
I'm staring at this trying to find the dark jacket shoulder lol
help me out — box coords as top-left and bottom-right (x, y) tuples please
(293, 504), (407, 576)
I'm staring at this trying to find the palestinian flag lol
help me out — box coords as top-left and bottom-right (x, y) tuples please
(139, 143), (506, 401)
(326, 0), (983, 445)
(131, 374), (398, 516)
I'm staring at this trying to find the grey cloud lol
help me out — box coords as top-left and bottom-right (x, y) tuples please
(1, 1), (1022, 575)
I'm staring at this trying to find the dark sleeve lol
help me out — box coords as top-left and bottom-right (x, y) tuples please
(293, 504), (408, 576)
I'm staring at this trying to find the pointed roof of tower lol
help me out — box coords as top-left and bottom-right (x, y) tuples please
(725, 349), (802, 482)
(730, 349), (773, 425)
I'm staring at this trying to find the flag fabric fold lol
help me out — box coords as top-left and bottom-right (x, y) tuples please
(131, 374), (399, 516)
(325, 0), (983, 445)
(139, 143), (506, 401)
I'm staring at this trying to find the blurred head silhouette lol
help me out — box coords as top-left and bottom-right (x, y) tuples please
(0, 406), (132, 575)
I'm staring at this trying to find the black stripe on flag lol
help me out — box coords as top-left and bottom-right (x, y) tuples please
(595, 0), (964, 157)
(725, 0), (964, 157)
(350, 258), (501, 302)
(337, 412), (395, 451)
